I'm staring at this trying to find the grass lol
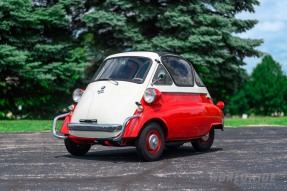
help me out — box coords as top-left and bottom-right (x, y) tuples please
(0, 117), (287, 133)
(0, 120), (52, 133)
(225, 116), (287, 127)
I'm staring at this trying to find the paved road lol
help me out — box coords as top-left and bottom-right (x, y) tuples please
(0, 127), (287, 191)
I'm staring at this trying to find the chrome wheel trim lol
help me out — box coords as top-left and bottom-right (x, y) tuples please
(148, 134), (159, 151)
(201, 133), (210, 142)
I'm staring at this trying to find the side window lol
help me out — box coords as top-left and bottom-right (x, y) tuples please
(162, 56), (194, 86)
(152, 64), (173, 86)
(194, 70), (205, 87)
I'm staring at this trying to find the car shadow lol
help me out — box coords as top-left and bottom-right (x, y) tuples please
(56, 145), (223, 163)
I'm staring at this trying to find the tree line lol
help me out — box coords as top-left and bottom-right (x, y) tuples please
(1, 0), (264, 119)
(227, 55), (287, 116)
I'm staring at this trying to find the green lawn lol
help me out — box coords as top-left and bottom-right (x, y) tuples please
(225, 116), (287, 127)
(0, 117), (287, 133)
(0, 120), (52, 133)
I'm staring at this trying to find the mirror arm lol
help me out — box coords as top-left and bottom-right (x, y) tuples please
(151, 77), (163, 86)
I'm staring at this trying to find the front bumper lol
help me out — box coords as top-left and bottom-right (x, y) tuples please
(52, 112), (70, 139)
(53, 113), (141, 141)
(68, 123), (122, 140)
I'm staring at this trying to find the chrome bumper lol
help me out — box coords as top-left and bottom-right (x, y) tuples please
(115, 114), (141, 141)
(68, 114), (141, 141)
(54, 114), (141, 141)
(68, 123), (122, 132)
(52, 112), (70, 139)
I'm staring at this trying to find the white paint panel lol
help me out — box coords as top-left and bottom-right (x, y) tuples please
(154, 84), (211, 98)
(71, 53), (159, 124)
(71, 81), (145, 124)
(106, 51), (160, 60)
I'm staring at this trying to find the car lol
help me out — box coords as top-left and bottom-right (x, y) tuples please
(53, 51), (224, 161)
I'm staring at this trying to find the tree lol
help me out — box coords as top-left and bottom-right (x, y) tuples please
(80, 0), (263, 101)
(0, 0), (88, 118)
(0, 0), (263, 118)
(227, 72), (251, 115)
(248, 55), (287, 115)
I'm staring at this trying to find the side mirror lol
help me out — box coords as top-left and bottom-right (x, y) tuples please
(152, 71), (166, 86)
(216, 101), (224, 110)
(157, 71), (165, 79)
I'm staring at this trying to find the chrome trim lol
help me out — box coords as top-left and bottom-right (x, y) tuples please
(113, 114), (141, 141)
(60, 113), (141, 141)
(52, 113), (69, 139)
(68, 123), (122, 132)
(148, 134), (159, 150)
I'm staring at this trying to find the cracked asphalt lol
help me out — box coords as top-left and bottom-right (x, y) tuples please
(0, 126), (287, 191)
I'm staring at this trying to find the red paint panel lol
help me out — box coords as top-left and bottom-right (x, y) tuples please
(125, 92), (223, 141)
(68, 135), (95, 144)
(60, 114), (71, 135)
(60, 105), (76, 135)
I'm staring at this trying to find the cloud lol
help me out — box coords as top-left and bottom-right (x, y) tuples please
(257, 21), (286, 32)
(236, 0), (287, 73)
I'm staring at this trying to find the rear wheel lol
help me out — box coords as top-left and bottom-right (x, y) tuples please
(192, 128), (214, 152)
(64, 138), (91, 156)
(136, 122), (165, 161)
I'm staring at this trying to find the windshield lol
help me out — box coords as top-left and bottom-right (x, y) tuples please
(91, 57), (152, 84)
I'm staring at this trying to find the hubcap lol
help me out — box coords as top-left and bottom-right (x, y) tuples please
(148, 134), (159, 151)
(201, 133), (210, 142)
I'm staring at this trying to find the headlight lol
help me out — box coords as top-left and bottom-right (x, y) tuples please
(144, 88), (161, 104)
(73, 88), (84, 102)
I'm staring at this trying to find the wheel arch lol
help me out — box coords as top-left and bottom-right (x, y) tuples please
(140, 118), (168, 139)
(210, 123), (224, 131)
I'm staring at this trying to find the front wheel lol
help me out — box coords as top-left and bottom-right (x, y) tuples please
(136, 122), (165, 161)
(64, 138), (91, 156)
(192, 128), (214, 152)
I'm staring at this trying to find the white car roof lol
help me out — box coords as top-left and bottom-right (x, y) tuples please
(105, 51), (160, 60)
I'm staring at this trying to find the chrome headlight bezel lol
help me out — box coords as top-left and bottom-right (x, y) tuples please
(144, 88), (157, 104)
(72, 88), (84, 103)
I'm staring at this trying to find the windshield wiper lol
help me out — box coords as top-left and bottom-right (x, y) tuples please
(95, 78), (119, 85)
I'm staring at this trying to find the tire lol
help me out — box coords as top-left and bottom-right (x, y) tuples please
(64, 138), (91, 156)
(192, 128), (214, 152)
(136, 122), (165, 161)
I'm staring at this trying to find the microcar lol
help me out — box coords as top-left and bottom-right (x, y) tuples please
(53, 51), (224, 161)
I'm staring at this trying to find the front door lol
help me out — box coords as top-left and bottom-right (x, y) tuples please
(153, 56), (210, 140)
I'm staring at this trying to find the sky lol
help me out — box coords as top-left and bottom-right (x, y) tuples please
(236, 0), (287, 73)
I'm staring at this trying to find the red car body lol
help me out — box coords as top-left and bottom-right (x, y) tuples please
(53, 51), (224, 161)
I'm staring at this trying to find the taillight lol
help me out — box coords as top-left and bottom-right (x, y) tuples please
(216, 101), (224, 110)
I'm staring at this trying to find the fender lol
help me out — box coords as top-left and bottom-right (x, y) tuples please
(123, 96), (224, 140)
(123, 111), (167, 139)
(60, 114), (71, 135)
(60, 105), (77, 135)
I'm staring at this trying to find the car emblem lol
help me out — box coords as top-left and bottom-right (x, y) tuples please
(97, 86), (105, 94)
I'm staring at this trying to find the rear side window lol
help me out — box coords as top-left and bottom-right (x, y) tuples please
(194, 70), (205, 87)
(161, 56), (194, 86)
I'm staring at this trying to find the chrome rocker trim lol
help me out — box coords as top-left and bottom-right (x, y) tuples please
(52, 113), (70, 139)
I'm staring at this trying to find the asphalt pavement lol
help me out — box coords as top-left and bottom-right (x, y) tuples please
(0, 126), (287, 191)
